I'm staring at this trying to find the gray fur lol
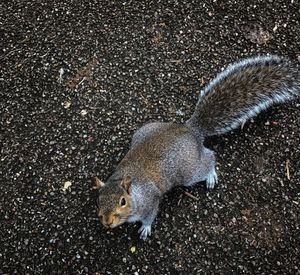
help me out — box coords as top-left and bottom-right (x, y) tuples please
(97, 55), (300, 239)
(187, 55), (300, 135)
(131, 122), (167, 148)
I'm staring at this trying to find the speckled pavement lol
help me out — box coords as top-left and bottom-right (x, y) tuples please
(1, 1), (300, 274)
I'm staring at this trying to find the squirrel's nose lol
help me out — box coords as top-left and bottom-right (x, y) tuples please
(105, 215), (115, 227)
(99, 214), (116, 227)
(105, 216), (115, 227)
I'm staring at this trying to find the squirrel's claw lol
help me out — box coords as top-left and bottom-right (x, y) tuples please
(138, 224), (151, 240)
(205, 169), (218, 190)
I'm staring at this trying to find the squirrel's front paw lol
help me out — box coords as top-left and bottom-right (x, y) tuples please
(138, 224), (151, 240)
(206, 169), (218, 190)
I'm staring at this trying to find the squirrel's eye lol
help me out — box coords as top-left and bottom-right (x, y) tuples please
(120, 197), (126, 207)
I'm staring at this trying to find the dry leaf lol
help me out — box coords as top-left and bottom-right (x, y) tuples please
(63, 101), (71, 109)
(63, 181), (72, 191)
(80, 109), (88, 116)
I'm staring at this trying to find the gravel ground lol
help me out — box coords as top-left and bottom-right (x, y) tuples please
(1, 0), (300, 274)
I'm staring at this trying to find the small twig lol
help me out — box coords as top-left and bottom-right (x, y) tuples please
(78, 76), (86, 86)
(285, 159), (291, 180)
(88, 106), (101, 110)
(58, 68), (64, 83)
(183, 191), (199, 201)
(177, 197), (182, 206)
(200, 77), (205, 86)
(169, 59), (182, 64)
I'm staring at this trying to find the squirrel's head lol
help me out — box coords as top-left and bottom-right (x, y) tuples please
(95, 175), (133, 228)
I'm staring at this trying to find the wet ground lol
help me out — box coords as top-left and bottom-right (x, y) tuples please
(1, 0), (300, 274)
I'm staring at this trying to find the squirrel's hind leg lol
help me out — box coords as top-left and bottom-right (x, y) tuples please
(205, 166), (218, 190)
(201, 147), (218, 190)
(182, 147), (218, 190)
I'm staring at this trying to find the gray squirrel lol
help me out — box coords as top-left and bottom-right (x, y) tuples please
(95, 55), (300, 240)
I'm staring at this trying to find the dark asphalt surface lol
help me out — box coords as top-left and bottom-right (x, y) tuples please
(1, 1), (300, 274)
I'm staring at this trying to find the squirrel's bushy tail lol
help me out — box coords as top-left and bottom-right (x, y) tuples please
(186, 55), (300, 136)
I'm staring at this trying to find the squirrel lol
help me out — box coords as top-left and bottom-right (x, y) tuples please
(95, 55), (300, 240)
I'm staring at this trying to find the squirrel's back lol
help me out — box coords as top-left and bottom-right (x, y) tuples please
(187, 55), (300, 135)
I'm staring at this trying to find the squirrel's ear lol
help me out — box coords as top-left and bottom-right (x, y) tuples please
(121, 175), (132, 194)
(95, 177), (105, 189)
